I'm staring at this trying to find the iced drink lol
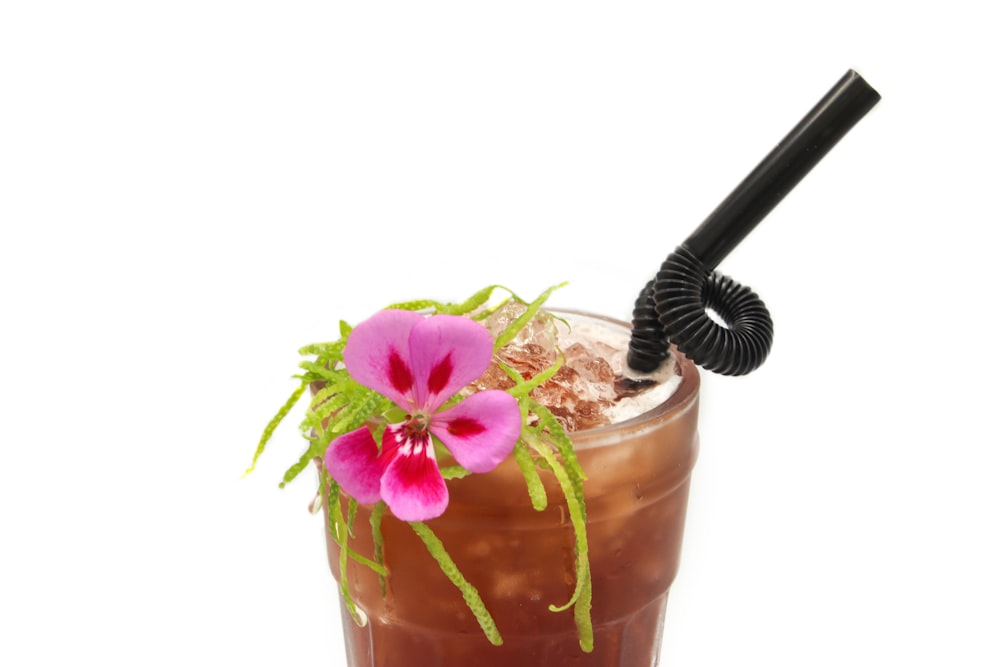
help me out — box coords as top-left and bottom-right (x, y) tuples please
(322, 310), (700, 667)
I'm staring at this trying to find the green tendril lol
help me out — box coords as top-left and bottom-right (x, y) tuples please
(370, 501), (387, 596)
(522, 429), (594, 651)
(410, 521), (503, 647)
(325, 478), (340, 538)
(322, 478), (386, 607)
(500, 354), (565, 398)
(301, 392), (349, 439)
(529, 397), (589, 487)
(493, 282), (568, 350)
(346, 497), (358, 538)
(439, 285), (505, 315)
(574, 567), (594, 652)
(439, 465), (472, 480)
(297, 360), (343, 384)
(244, 379), (309, 477)
(345, 547), (387, 576)
(526, 433), (589, 607)
(297, 337), (346, 358)
(327, 389), (388, 435)
(385, 285), (526, 317)
(326, 476), (362, 626)
(381, 298), (443, 312)
(513, 439), (547, 511)
(279, 444), (323, 488)
(309, 382), (346, 411)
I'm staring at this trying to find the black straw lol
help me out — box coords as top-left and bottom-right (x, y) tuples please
(627, 69), (881, 375)
(684, 69), (881, 271)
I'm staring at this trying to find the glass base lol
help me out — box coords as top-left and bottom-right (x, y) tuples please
(338, 592), (669, 667)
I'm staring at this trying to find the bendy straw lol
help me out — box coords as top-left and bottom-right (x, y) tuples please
(628, 69), (881, 375)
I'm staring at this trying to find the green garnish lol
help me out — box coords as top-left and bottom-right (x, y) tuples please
(249, 284), (595, 651)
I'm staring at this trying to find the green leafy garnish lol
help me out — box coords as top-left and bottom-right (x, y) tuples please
(249, 284), (595, 651)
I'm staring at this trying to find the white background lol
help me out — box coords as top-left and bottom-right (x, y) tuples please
(2, 2), (998, 665)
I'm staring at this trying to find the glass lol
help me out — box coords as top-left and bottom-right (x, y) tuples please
(322, 311), (700, 667)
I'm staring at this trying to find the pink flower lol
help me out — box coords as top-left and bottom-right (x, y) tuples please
(324, 310), (522, 522)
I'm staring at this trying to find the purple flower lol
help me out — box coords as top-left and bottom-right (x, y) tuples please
(324, 310), (522, 522)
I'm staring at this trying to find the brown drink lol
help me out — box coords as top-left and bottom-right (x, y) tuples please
(322, 311), (700, 667)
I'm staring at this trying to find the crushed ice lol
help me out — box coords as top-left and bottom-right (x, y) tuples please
(464, 304), (681, 432)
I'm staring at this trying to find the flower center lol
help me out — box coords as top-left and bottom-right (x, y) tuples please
(403, 413), (432, 439)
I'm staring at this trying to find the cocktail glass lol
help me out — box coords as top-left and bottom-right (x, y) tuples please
(322, 311), (700, 667)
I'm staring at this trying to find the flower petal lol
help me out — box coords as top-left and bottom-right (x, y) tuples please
(343, 309), (425, 411)
(430, 390), (521, 473)
(324, 427), (384, 505)
(379, 431), (449, 521)
(408, 315), (494, 412)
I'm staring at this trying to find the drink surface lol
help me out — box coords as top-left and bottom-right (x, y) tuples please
(326, 310), (700, 667)
(467, 306), (682, 432)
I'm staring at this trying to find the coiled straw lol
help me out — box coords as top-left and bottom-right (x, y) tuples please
(628, 69), (881, 375)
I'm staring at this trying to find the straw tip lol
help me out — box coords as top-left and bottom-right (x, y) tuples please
(845, 68), (882, 104)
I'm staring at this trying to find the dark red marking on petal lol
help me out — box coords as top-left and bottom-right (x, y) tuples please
(379, 425), (405, 465)
(385, 433), (435, 486)
(387, 349), (414, 395)
(446, 416), (487, 438)
(380, 432), (448, 521)
(427, 354), (453, 396)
